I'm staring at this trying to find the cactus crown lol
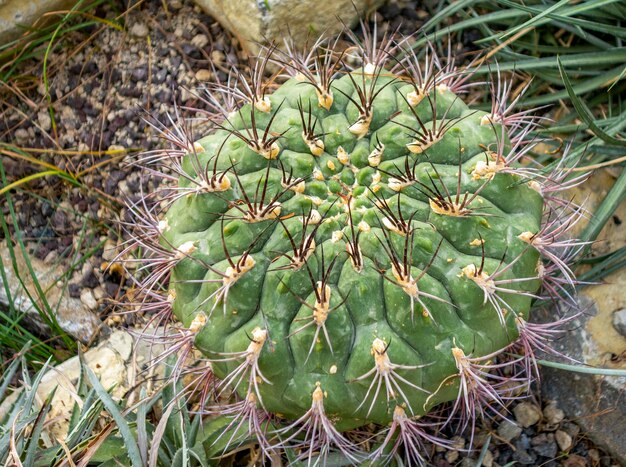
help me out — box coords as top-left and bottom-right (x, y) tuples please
(127, 27), (584, 463)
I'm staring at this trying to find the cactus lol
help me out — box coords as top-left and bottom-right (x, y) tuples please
(125, 28), (586, 464)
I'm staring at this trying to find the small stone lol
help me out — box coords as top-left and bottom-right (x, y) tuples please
(588, 449), (600, 463)
(612, 308), (626, 337)
(543, 401), (565, 425)
(513, 448), (536, 465)
(131, 67), (148, 82)
(211, 49), (225, 64)
(37, 111), (51, 132)
(14, 128), (29, 144)
(93, 286), (105, 301)
(68, 283), (81, 298)
(513, 402), (542, 427)
(154, 68), (168, 84)
(562, 454), (587, 467)
(130, 22), (149, 38)
(531, 433), (557, 458)
(556, 430), (573, 451)
(43, 250), (58, 265)
(107, 330), (133, 361)
(195, 69), (212, 81)
(445, 449), (459, 463)
(80, 289), (98, 310)
(191, 33), (209, 49)
(102, 239), (118, 262)
(451, 435), (465, 451)
(497, 419), (522, 442)
(180, 87), (193, 103)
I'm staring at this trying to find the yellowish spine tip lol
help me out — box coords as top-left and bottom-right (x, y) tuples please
(349, 115), (372, 139)
(407, 88), (426, 107)
(189, 312), (207, 333)
(316, 89), (334, 110)
(337, 146), (350, 165)
(254, 96), (272, 113)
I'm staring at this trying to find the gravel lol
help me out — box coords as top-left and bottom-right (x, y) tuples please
(0, 0), (241, 328)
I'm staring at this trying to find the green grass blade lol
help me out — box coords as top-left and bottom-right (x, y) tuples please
(498, 0), (572, 41)
(558, 57), (626, 147)
(0, 343), (28, 402)
(579, 168), (626, 247)
(538, 358), (626, 376)
(475, 436), (492, 467)
(84, 364), (143, 467)
(578, 246), (626, 284)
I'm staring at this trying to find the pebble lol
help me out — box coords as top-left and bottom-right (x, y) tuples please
(191, 33), (209, 49)
(588, 448), (600, 463)
(93, 286), (105, 301)
(497, 418), (522, 441)
(531, 433), (557, 458)
(80, 289), (98, 310)
(543, 401), (565, 425)
(14, 128), (29, 144)
(195, 69), (213, 81)
(101, 238), (118, 262)
(563, 454), (587, 467)
(210, 49), (225, 64)
(556, 429), (573, 451)
(154, 68), (168, 84)
(513, 402), (542, 427)
(43, 250), (58, 265)
(513, 447), (536, 465)
(445, 449), (459, 463)
(131, 66), (148, 82)
(68, 283), (81, 298)
(37, 110), (52, 132)
(450, 435), (465, 451)
(612, 308), (626, 337)
(130, 22), (149, 38)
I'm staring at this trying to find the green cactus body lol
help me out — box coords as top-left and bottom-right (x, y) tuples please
(158, 64), (544, 432)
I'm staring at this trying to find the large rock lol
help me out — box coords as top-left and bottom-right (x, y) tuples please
(0, 328), (170, 443)
(0, 0), (74, 45)
(540, 170), (626, 463)
(193, 0), (386, 52)
(0, 241), (101, 343)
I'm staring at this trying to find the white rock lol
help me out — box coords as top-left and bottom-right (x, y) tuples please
(0, 241), (101, 343)
(513, 402), (542, 427)
(0, 329), (172, 444)
(556, 430), (573, 451)
(192, 0), (386, 51)
(543, 401), (565, 425)
(80, 289), (98, 310)
(195, 69), (212, 81)
(191, 33), (208, 49)
(129, 22), (149, 38)
(0, 0), (75, 44)
(14, 128), (29, 144)
(37, 110), (51, 132)
(497, 419), (522, 441)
